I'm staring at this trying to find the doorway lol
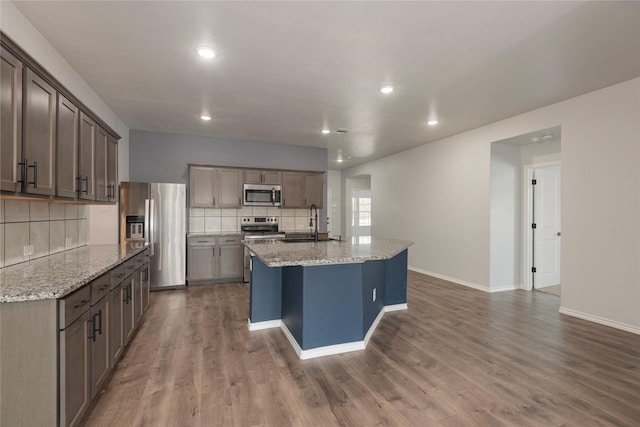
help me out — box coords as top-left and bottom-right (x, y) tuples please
(345, 175), (371, 242)
(526, 162), (562, 295)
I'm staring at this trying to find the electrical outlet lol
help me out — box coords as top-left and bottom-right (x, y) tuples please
(372, 288), (376, 302)
(65, 237), (73, 247)
(23, 245), (34, 256)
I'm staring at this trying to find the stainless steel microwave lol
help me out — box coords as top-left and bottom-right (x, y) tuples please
(243, 184), (282, 207)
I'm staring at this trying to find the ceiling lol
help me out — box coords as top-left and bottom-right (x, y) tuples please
(11, 1), (640, 169)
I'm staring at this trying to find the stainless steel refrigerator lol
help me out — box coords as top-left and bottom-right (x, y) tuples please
(119, 182), (186, 290)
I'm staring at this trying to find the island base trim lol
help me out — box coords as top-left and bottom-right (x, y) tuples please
(247, 303), (408, 360)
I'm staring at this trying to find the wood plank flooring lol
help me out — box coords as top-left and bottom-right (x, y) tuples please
(83, 271), (640, 426)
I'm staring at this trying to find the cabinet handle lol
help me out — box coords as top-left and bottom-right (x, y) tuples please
(213, 196), (216, 205)
(92, 309), (102, 340)
(97, 309), (103, 335)
(88, 317), (95, 342)
(17, 159), (27, 188)
(197, 240), (209, 243)
(82, 176), (89, 194)
(99, 284), (109, 292)
(76, 176), (82, 194)
(73, 299), (90, 309)
(28, 161), (37, 187)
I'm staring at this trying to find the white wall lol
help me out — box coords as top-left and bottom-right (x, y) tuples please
(343, 77), (640, 333)
(1, 1), (129, 245)
(490, 143), (522, 291)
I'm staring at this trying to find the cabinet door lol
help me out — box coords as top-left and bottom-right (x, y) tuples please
(188, 246), (215, 281)
(94, 126), (108, 201)
(110, 283), (124, 366)
(217, 244), (243, 279)
(23, 68), (56, 196)
(59, 310), (91, 427)
(217, 168), (242, 208)
(282, 172), (303, 208)
(141, 264), (150, 313)
(262, 171), (281, 185)
(0, 47), (22, 192)
(189, 166), (215, 208)
(133, 272), (142, 324)
(123, 280), (135, 344)
(90, 296), (110, 397)
(244, 169), (263, 184)
(56, 94), (79, 198)
(78, 112), (95, 200)
(106, 135), (118, 202)
(304, 173), (324, 208)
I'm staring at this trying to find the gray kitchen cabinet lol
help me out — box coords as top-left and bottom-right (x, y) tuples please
(78, 112), (96, 200)
(90, 275), (111, 398)
(23, 68), (56, 196)
(188, 235), (243, 284)
(110, 280), (125, 366)
(217, 235), (244, 279)
(123, 260), (137, 344)
(303, 172), (324, 208)
(190, 165), (216, 208)
(140, 261), (150, 313)
(188, 237), (216, 282)
(56, 94), (79, 198)
(189, 165), (242, 208)
(244, 169), (281, 185)
(0, 46), (22, 193)
(106, 135), (118, 202)
(282, 171), (304, 208)
(217, 168), (243, 208)
(95, 125), (108, 202)
(59, 285), (91, 427)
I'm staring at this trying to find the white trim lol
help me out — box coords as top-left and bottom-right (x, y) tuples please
(408, 266), (493, 292)
(384, 303), (408, 312)
(254, 303), (409, 360)
(559, 307), (640, 335)
(247, 319), (282, 331)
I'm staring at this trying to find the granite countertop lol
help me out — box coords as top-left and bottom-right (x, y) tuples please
(0, 243), (148, 303)
(244, 237), (413, 267)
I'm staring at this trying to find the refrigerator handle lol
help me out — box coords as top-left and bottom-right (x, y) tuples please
(150, 198), (155, 257)
(144, 199), (150, 245)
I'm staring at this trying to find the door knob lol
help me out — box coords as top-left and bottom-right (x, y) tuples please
(557, 232), (562, 236)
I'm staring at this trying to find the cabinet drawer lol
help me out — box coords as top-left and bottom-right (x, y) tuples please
(59, 285), (91, 329)
(110, 264), (126, 287)
(91, 273), (111, 304)
(124, 259), (136, 277)
(217, 235), (242, 245)
(189, 236), (216, 246)
(134, 253), (145, 268)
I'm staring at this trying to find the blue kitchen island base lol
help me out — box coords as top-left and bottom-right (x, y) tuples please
(248, 249), (408, 359)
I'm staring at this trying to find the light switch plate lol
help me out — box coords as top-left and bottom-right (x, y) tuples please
(23, 245), (34, 256)
(65, 237), (73, 247)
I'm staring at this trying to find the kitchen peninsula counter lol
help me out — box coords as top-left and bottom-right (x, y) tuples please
(0, 243), (148, 303)
(245, 237), (413, 359)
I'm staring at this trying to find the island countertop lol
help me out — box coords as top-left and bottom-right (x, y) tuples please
(0, 243), (148, 303)
(244, 237), (413, 267)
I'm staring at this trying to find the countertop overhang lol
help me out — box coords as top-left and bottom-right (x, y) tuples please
(0, 243), (148, 303)
(243, 237), (413, 267)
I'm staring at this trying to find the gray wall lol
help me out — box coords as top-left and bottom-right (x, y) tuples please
(129, 130), (327, 183)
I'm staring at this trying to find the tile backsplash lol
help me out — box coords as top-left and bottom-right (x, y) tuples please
(188, 206), (316, 234)
(0, 200), (88, 268)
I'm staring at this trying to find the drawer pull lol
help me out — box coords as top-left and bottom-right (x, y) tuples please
(73, 299), (90, 309)
(99, 285), (109, 291)
(115, 273), (125, 279)
(197, 240), (209, 243)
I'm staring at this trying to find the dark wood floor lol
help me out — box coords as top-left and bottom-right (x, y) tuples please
(83, 271), (640, 426)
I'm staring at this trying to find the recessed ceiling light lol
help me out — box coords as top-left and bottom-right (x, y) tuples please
(321, 129), (331, 134)
(427, 120), (439, 126)
(541, 133), (554, 141)
(197, 47), (217, 59)
(337, 158), (344, 163)
(380, 86), (394, 94)
(200, 114), (212, 121)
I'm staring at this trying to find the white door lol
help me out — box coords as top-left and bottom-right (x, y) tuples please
(351, 190), (371, 242)
(533, 165), (561, 288)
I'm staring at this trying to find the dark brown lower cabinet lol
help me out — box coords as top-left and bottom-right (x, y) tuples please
(110, 281), (125, 366)
(123, 276), (136, 345)
(90, 294), (110, 398)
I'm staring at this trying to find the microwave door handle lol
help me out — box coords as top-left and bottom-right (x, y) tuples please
(272, 188), (276, 204)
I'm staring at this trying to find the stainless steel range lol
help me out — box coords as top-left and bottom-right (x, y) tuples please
(241, 217), (285, 282)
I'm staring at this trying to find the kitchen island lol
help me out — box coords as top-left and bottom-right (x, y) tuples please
(244, 237), (413, 359)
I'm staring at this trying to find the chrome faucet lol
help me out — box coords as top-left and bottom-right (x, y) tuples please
(309, 204), (319, 242)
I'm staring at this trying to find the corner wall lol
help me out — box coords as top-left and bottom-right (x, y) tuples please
(342, 77), (640, 333)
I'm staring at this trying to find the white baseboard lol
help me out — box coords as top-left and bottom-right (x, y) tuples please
(408, 266), (520, 293)
(250, 302), (409, 360)
(247, 319), (282, 331)
(559, 307), (640, 335)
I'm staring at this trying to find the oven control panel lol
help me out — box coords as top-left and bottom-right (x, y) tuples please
(241, 217), (278, 224)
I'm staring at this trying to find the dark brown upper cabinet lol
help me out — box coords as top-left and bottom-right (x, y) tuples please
(0, 46), (22, 192)
(78, 112), (96, 201)
(106, 135), (118, 202)
(56, 94), (79, 199)
(23, 68), (56, 196)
